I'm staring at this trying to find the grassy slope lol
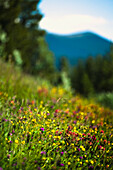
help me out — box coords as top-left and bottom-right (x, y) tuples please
(0, 59), (113, 170)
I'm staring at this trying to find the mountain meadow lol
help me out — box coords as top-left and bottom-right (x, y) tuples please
(0, 0), (113, 170)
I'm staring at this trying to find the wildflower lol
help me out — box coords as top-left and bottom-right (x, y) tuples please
(11, 100), (14, 104)
(42, 157), (46, 160)
(92, 120), (95, 124)
(15, 139), (19, 144)
(7, 154), (11, 159)
(90, 160), (94, 164)
(73, 121), (76, 124)
(0, 168), (3, 170)
(82, 147), (85, 151)
(12, 130), (15, 133)
(78, 148), (80, 151)
(31, 100), (35, 105)
(21, 141), (25, 144)
(5, 138), (8, 140)
(68, 162), (71, 165)
(60, 163), (64, 166)
(89, 165), (93, 169)
(13, 163), (17, 166)
(61, 152), (64, 155)
(40, 128), (44, 131)
(77, 158), (80, 162)
(41, 151), (46, 155)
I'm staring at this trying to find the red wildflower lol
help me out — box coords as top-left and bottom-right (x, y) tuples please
(55, 131), (58, 134)
(55, 109), (59, 113)
(31, 100), (35, 105)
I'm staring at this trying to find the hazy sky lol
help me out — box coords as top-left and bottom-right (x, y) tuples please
(39, 0), (113, 41)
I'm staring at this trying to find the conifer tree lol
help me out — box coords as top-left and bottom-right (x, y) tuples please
(0, 0), (55, 76)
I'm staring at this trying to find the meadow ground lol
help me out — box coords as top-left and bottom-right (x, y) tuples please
(0, 60), (113, 170)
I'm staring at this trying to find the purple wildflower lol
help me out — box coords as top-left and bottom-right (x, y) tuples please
(60, 163), (64, 166)
(13, 163), (17, 166)
(51, 105), (54, 109)
(41, 151), (46, 155)
(13, 106), (16, 109)
(7, 154), (11, 159)
(40, 128), (44, 131)
(12, 130), (15, 133)
(21, 107), (23, 111)
(78, 148), (80, 152)
(3, 118), (8, 122)
(89, 165), (93, 169)
(61, 152), (64, 155)
(0, 167), (3, 170)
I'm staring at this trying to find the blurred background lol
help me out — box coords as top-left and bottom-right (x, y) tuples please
(0, 0), (113, 103)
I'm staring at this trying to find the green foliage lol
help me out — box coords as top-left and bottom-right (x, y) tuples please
(59, 56), (70, 73)
(82, 73), (94, 96)
(61, 71), (71, 91)
(0, 26), (7, 57)
(71, 44), (113, 96)
(35, 37), (55, 80)
(13, 49), (23, 66)
(71, 60), (85, 94)
(95, 92), (113, 109)
(0, 0), (55, 78)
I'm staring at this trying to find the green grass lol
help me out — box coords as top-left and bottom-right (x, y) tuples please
(0, 59), (113, 170)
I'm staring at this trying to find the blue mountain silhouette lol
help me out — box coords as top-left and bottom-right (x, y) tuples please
(45, 31), (111, 67)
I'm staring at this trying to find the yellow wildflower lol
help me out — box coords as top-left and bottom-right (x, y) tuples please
(15, 139), (19, 144)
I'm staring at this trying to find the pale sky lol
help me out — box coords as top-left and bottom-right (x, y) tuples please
(39, 0), (113, 41)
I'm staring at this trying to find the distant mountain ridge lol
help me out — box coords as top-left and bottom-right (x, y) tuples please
(45, 31), (111, 67)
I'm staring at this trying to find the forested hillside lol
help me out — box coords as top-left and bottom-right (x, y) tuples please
(45, 32), (111, 67)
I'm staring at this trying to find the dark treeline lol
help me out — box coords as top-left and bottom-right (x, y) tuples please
(70, 44), (113, 96)
(0, 0), (55, 81)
